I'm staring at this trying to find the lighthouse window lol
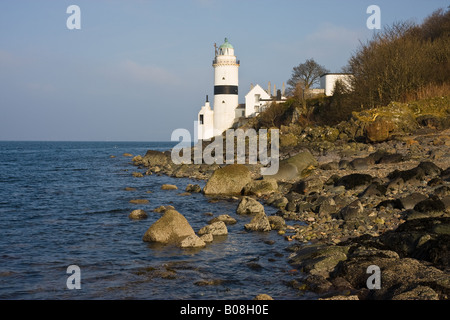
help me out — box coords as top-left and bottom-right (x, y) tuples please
(222, 100), (225, 103)
(199, 115), (204, 124)
(222, 77), (225, 80)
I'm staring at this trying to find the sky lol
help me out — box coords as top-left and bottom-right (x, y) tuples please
(0, 0), (448, 141)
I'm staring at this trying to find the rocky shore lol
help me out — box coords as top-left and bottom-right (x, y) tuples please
(129, 121), (450, 300)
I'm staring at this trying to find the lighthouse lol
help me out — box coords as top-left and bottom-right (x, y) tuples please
(198, 38), (239, 140)
(212, 37), (239, 136)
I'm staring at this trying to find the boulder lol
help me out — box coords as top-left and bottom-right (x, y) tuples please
(203, 164), (252, 195)
(244, 212), (271, 232)
(268, 215), (286, 230)
(335, 173), (373, 190)
(236, 196), (265, 215)
(128, 209), (148, 220)
(208, 214), (237, 225)
(179, 235), (206, 248)
(288, 244), (350, 278)
(198, 221), (228, 236)
(161, 184), (178, 190)
(242, 179), (278, 197)
(264, 150), (318, 181)
(142, 209), (196, 244)
(185, 184), (202, 193)
(141, 149), (171, 167)
(338, 200), (364, 221)
(129, 199), (149, 204)
(365, 118), (395, 142)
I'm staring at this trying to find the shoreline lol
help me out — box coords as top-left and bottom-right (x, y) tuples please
(129, 127), (450, 300)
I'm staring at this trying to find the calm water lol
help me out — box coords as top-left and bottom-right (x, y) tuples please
(0, 141), (309, 300)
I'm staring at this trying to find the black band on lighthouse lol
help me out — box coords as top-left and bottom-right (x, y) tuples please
(214, 85), (238, 95)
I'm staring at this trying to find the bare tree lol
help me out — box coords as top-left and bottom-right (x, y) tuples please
(286, 59), (329, 97)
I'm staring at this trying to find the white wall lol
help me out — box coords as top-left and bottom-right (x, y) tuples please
(320, 74), (353, 96)
(197, 101), (214, 140)
(245, 84), (271, 117)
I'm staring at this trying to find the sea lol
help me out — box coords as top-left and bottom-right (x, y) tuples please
(0, 141), (313, 300)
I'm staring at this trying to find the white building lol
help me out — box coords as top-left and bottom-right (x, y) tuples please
(244, 84), (271, 118)
(320, 73), (353, 96)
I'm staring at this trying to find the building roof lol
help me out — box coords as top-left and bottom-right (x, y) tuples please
(219, 38), (233, 49)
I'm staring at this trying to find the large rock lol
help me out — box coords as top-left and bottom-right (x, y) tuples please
(141, 150), (171, 167)
(242, 179), (278, 197)
(198, 221), (228, 236)
(335, 173), (373, 190)
(264, 150), (318, 181)
(129, 209), (148, 220)
(179, 235), (206, 248)
(365, 117), (395, 142)
(236, 196), (265, 215)
(244, 212), (271, 232)
(203, 164), (252, 195)
(288, 244), (350, 278)
(142, 209), (195, 244)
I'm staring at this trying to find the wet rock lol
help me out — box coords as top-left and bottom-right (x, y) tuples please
(129, 199), (149, 204)
(203, 164), (252, 195)
(185, 184), (202, 193)
(268, 215), (286, 230)
(141, 150), (170, 167)
(335, 173), (373, 190)
(200, 233), (214, 243)
(272, 197), (288, 210)
(128, 209), (148, 220)
(242, 179), (278, 197)
(236, 196), (265, 215)
(132, 172), (144, 178)
(253, 294), (274, 300)
(161, 184), (178, 190)
(143, 209), (196, 244)
(179, 234), (206, 248)
(244, 212), (271, 232)
(208, 214), (237, 225)
(198, 221), (228, 236)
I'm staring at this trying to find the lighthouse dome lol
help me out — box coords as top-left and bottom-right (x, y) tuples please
(218, 38), (234, 56)
(219, 38), (234, 49)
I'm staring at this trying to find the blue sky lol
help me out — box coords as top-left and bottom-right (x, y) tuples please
(0, 0), (448, 141)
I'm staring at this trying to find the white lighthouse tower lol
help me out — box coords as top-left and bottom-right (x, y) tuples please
(212, 38), (239, 136)
(197, 38), (240, 140)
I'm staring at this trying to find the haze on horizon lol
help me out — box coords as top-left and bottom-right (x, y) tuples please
(0, 0), (447, 141)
